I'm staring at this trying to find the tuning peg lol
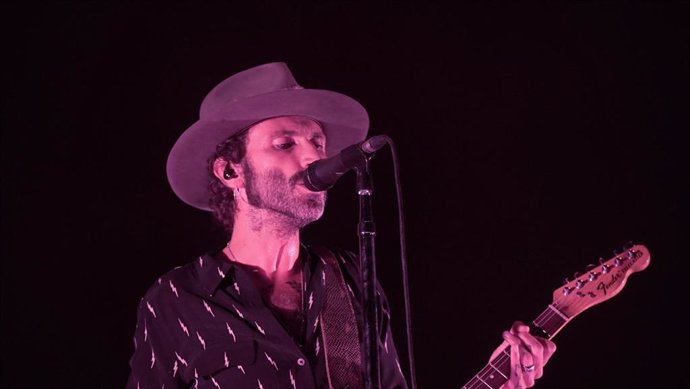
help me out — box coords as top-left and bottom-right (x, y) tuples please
(573, 271), (582, 279)
(575, 279), (588, 289)
(598, 257), (606, 264)
(563, 277), (571, 285)
(585, 263), (596, 271)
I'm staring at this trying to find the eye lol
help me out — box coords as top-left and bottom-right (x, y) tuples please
(273, 138), (295, 150)
(312, 140), (324, 150)
(311, 137), (325, 150)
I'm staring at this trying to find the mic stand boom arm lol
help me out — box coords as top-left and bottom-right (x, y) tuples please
(357, 159), (381, 389)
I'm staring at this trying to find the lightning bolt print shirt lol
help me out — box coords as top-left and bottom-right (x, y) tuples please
(126, 245), (408, 389)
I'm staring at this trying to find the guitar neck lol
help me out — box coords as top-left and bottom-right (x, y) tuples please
(460, 306), (569, 389)
(459, 244), (649, 389)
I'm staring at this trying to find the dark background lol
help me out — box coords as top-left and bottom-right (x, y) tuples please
(2, 2), (688, 388)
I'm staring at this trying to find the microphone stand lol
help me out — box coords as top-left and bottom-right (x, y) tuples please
(357, 159), (381, 389)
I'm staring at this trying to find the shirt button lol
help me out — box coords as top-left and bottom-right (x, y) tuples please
(297, 358), (306, 366)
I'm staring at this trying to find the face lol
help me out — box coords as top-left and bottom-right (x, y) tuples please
(239, 116), (327, 228)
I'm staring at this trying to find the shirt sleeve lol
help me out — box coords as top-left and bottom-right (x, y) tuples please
(126, 285), (185, 389)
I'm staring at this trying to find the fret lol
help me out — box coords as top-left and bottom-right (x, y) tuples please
(463, 376), (492, 389)
(479, 361), (510, 388)
(547, 304), (569, 321)
(540, 305), (569, 337)
(488, 359), (509, 379)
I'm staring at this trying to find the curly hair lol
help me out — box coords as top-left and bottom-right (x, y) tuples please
(207, 130), (249, 234)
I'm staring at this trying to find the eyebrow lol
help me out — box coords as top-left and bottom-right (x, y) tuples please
(270, 129), (324, 139)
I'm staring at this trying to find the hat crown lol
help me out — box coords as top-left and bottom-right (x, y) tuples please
(200, 62), (302, 119)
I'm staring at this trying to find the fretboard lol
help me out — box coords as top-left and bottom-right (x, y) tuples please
(460, 304), (569, 389)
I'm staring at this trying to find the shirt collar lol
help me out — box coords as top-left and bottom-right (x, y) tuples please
(195, 251), (236, 297)
(195, 243), (315, 297)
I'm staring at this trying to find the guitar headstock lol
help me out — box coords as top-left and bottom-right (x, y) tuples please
(552, 243), (651, 319)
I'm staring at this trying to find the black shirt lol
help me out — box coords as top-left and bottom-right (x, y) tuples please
(126, 244), (408, 389)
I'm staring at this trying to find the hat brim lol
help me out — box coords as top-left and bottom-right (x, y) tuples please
(166, 88), (369, 211)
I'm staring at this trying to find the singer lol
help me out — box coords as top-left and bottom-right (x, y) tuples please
(126, 62), (555, 389)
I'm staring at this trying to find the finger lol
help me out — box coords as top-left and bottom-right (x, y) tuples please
(520, 346), (536, 387)
(541, 338), (557, 362)
(505, 332), (527, 389)
(510, 321), (530, 335)
(516, 332), (545, 378)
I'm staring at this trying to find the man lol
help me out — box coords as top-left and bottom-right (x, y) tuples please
(126, 62), (555, 389)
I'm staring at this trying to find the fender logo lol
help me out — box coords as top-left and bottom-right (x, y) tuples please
(596, 254), (637, 295)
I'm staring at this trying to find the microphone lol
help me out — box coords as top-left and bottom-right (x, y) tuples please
(304, 135), (388, 191)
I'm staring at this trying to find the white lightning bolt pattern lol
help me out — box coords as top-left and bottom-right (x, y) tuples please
(396, 358), (403, 376)
(224, 352), (229, 368)
(196, 331), (207, 350)
(194, 369), (199, 389)
(315, 337), (320, 356)
(308, 292), (313, 310)
(144, 320), (148, 342)
(217, 266), (225, 278)
(321, 270), (326, 285)
(211, 376), (221, 389)
(290, 370), (296, 389)
(178, 318), (190, 337)
(157, 278), (162, 285)
(313, 316), (319, 332)
(203, 300), (216, 317)
(175, 351), (188, 366)
(146, 301), (157, 318)
(238, 365), (246, 374)
(169, 280), (179, 298)
(234, 282), (240, 295)
(319, 257), (326, 265)
(137, 382), (140, 389)
(347, 284), (354, 297)
(265, 352), (278, 371)
(255, 321), (266, 335)
(233, 305), (244, 318)
(198, 257), (204, 267)
(257, 379), (264, 389)
(172, 360), (178, 377)
(150, 346), (155, 368)
(226, 322), (236, 342)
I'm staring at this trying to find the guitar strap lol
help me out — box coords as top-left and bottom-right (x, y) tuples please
(311, 246), (364, 389)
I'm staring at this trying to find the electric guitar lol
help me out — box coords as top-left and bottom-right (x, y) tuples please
(461, 243), (651, 389)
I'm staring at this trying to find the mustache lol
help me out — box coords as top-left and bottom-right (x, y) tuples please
(289, 170), (306, 187)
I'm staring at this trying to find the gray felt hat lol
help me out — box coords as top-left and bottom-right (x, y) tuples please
(166, 62), (369, 211)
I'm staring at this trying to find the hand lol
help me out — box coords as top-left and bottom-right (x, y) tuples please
(494, 321), (557, 389)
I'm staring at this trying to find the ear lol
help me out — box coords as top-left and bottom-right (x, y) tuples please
(212, 158), (244, 189)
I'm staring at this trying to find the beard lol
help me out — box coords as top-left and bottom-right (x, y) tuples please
(242, 158), (326, 229)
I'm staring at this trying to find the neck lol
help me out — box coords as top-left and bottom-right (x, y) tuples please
(224, 208), (302, 274)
